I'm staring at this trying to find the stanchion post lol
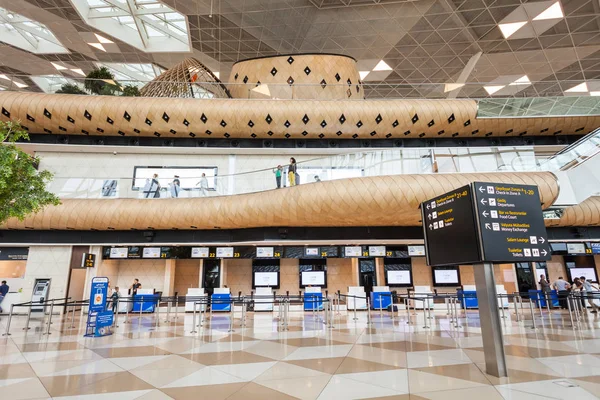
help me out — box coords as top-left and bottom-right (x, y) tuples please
(513, 295), (520, 322)
(45, 300), (55, 335)
(2, 305), (14, 336)
(174, 295), (179, 319)
(367, 296), (372, 325)
(190, 304), (198, 334)
(165, 298), (171, 323)
(528, 299), (537, 330)
(114, 299), (120, 328)
(567, 296), (576, 329)
(228, 299), (234, 333)
(124, 300), (130, 323)
(353, 295), (358, 321)
(23, 303), (32, 331)
(405, 298), (411, 325)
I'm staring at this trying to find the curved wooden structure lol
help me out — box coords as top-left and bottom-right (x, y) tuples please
(228, 54), (363, 100)
(140, 58), (230, 99)
(547, 196), (600, 227)
(2, 172), (559, 231)
(0, 92), (597, 139)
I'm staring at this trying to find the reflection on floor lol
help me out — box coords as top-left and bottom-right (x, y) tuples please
(0, 307), (600, 399)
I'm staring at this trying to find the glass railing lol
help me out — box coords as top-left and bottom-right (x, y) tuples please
(45, 146), (540, 199)
(1, 75), (600, 106)
(538, 128), (600, 171)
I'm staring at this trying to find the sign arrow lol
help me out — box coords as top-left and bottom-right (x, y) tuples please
(426, 204), (430, 210)
(427, 214), (432, 220)
(485, 223), (491, 230)
(482, 210), (489, 217)
(539, 237), (545, 243)
(478, 186), (485, 193)
(480, 198), (487, 205)
(428, 224), (433, 230)
(541, 249), (547, 256)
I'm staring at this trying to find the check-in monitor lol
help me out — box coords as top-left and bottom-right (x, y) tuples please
(301, 271), (326, 286)
(386, 270), (411, 285)
(253, 272), (279, 287)
(433, 268), (460, 286)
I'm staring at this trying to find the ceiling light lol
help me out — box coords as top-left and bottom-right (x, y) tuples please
(444, 83), (465, 92)
(590, 91), (600, 97)
(0, 74), (9, 80)
(94, 33), (113, 44)
(533, 2), (563, 21)
(213, 72), (220, 79)
(359, 71), (370, 80)
(499, 21), (527, 39)
(372, 60), (392, 72)
(566, 82), (588, 93)
(509, 75), (530, 85)
(88, 42), (106, 52)
(51, 62), (67, 70)
(484, 85), (505, 95)
(70, 68), (85, 76)
(13, 82), (27, 88)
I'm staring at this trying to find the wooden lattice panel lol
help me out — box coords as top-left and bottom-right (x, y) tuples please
(2, 172), (559, 231)
(227, 54), (363, 100)
(0, 92), (597, 139)
(140, 58), (230, 99)
(546, 196), (600, 227)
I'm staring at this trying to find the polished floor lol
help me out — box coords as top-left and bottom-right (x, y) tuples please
(0, 305), (600, 400)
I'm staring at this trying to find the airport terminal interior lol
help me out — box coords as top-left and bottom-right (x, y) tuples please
(3, 0), (600, 399)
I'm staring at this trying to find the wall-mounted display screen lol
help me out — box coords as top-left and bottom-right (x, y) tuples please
(345, 246), (362, 257)
(128, 247), (141, 258)
(254, 272), (279, 287)
(305, 248), (319, 256)
(110, 247), (128, 258)
(256, 247), (274, 258)
(132, 166), (218, 191)
(567, 243), (586, 254)
(301, 271), (326, 286)
(550, 242), (567, 252)
(386, 270), (411, 285)
(369, 246), (386, 257)
(142, 247), (161, 258)
(191, 247), (209, 258)
(216, 247), (234, 258)
(569, 268), (598, 283)
(433, 268), (460, 286)
(408, 245), (426, 256)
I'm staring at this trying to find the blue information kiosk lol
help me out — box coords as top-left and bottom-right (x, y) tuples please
(371, 286), (392, 310)
(85, 277), (114, 337)
(304, 287), (323, 311)
(211, 288), (232, 312)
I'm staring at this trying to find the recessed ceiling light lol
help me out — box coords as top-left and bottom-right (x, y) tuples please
(484, 85), (505, 95)
(14, 82), (27, 88)
(70, 68), (85, 76)
(0, 74), (9, 80)
(533, 2), (563, 21)
(499, 21), (527, 39)
(509, 75), (530, 85)
(372, 60), (392, 72)
(51, 62), (67, 70)
(94, 33), (113, 44)
(213, 72), (220, 79)
(444, 83), (465, 92)
(566, 82), (588, 93)
(359, 71), (370, 80)
(589, 91), (600, 97)
(88, 42), (106, 52)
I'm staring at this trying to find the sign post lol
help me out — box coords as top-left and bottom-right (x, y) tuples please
(422, 182), (550, 377)
(85, 277), (113, 337)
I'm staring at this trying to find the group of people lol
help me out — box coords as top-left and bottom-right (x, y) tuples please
(106, 278), (142, 312)
(272, 157), (321, 189)
(143, 174), (209, 198)
(539, 274), (599, 312)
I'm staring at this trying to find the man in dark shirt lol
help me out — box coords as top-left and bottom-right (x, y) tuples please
(0, 281), (9, 313)
(130, 279), (142, 295)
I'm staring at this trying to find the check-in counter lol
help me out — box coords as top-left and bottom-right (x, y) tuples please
(459, 285), (509, 309)
(132, 289), (158, 313)
(211, 288), (231, 312)
(304, 287), (323, 311)
(346, 286), (367, 310)
(117, 295), (133, 313)
(185, 288), (207, 312)
(411, 285), (434, 309)
(254, 287), (273, 311)
(371, 286), (392, 310)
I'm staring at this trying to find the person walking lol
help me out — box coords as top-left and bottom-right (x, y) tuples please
(144, 174), (161, 198)
(170, 175), (181, 198)
(110, 286), (121, 313)
(273, 165), (283, 189)
(581, 277), (599, 313)
(288, 157), (297, 186)
(539, 274), (551, 306)
(0, 280), (8, 313)
(553, 276), (570, 309)
(197, 173), (209, 196)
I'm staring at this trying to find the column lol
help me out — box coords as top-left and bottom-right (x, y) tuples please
(163, 259), (176, 296)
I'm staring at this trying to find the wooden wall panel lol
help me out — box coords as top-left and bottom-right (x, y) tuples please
(1, 172), (559, 231)
(547, 196), (600, 227)
(0, 92), (597, 140)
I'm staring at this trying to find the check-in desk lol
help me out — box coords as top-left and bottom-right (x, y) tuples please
(185, 288), (207, 312)
(371, 286), (392, 310)
(458, 285), (510, 309)
(346, 286), (367, 310)
(211, 288), (231, 312)
(304, 287), (323, 311)
(254, 287), (274, 311)
(132, 289), (158, 313)
(411, 286), (434, 309)
(117, 296), (133, 313)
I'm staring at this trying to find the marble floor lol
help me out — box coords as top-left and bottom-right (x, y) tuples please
(0, 306), (600, 399)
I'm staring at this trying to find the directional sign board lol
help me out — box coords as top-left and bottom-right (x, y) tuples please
(473, 182), (551, 262)
(422, 184), (482, 266)
(422, 182), (551, 266)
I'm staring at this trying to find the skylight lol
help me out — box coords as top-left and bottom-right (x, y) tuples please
(533, 2), (563, 21)
(99, 62), (163, 86)
(566, 82), (589, 93)
(70, 0), (190, 52)
(499, 21), (527, 39)
(0, 7), (69, 53)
